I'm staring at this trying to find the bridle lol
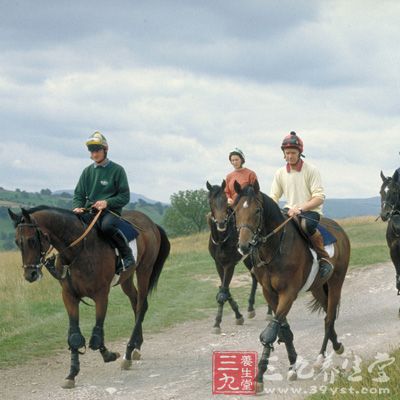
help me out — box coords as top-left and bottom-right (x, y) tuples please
(381, 180), (400, 219)
(209, 208), (236, 245)
(235, 196), (294, 266)
(16, 222), (51, 275)
(16, 210), (102, 279)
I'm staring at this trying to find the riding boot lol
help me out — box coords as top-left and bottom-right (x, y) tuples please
(111, 229), (135, 269)
(309, 230), (334, 282)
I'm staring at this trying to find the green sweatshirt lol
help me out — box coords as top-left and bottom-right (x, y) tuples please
(72, 160), (130, 215)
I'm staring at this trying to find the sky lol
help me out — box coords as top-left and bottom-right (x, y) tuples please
(0, 0), (399, 203)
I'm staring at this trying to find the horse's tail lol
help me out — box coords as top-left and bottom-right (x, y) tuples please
(148, 225), (171, 294)
(308, 284), (341, 318)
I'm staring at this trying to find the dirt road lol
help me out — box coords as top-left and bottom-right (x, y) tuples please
(3, 262), (400, 399)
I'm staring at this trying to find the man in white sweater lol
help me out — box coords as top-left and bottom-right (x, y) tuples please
(270, 131), (333, 282)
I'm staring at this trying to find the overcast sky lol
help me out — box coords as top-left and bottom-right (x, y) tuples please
(0, 0), (399, 203)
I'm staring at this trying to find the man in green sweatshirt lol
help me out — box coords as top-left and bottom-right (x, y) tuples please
(72, 131), (135, 269)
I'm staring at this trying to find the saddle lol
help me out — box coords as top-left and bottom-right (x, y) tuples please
(291, 216), (336, 246)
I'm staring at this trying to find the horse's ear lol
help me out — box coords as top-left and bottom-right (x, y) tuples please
(206, 181), (212, 191)
(233, 180), (242, 194)
(393, 170), (399, 184)
(8, 208), (21, 226)
(221, 179), (226, 191)
(380, 170), (386, 181)
(21, 208), (31, 223)
(253, 180), (260, 193)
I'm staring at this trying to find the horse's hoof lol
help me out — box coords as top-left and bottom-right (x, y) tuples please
(265, 313), (273, 322)
(313, 354), (325, 370)
(212, 327), (221, 334)
(61, 379), (75, 389)
(132, 349), (141, 360)
(121, 358), (132, 370)
(287, 370), (297, 381)
(255, 381), (264, 393)
(335, 343), (345, 355)
(235, 316), (244, 325)
(247, 310), (256, 319)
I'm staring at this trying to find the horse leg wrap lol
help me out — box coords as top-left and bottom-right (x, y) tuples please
(278, 321), (294, 344)
(68, 327), (86, 351)
(259, 319), (280, 346)
(278, 322), (297, 365)
(89, 325), (104, 350)
(216, 287), (231, 305)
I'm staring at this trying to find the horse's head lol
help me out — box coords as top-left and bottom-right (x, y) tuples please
(233, 180), (263, 255)
(206, 180), (231, 232)
(380, 171), (400, 221)
(8, 208), (51, 282)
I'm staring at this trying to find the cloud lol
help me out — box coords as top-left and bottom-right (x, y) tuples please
(0, 1), (399, 203)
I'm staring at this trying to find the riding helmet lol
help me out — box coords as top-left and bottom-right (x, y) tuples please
(86, 131), (108, 151)
(281, 131), (304, 154)
(229, 148), (245, 163)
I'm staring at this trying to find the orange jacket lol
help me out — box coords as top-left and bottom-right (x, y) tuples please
(225, 168), (258, 203)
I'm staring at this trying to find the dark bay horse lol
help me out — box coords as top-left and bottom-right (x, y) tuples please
(206, 180), (272, 334)
(233, 181), (350, 392)
(8, 206), (170, 389)
(379, 170), (400, 315)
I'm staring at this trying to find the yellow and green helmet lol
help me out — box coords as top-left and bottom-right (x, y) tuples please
(85, 131), (108, 151)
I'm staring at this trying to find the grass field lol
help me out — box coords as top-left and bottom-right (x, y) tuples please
(0, 216), (392, 372)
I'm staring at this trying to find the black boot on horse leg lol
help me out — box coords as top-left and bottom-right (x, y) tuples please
(310, 230), (334, 284)
(112, 229), (135, 269)
(62, 324), (86, 389)
(88, 324), (119, 362)
(256, 319), (280, 393)
(277, 320), (298, 381)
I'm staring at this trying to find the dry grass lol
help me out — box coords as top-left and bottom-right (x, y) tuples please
(335, 215), (381, 226)
(169, 231), (209, 254)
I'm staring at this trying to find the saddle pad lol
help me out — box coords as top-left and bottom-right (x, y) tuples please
(318, 224), (336, 246)
(117, 218), (139, 242)
(300, 244), (335, 293)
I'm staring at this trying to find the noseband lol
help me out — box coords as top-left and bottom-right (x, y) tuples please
(236, 199), (265, 247)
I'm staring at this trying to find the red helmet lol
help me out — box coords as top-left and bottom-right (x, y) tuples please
(281, 131), (304, 154)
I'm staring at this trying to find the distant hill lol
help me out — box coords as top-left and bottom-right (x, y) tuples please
(53, 189), (166, 205)
(0, 187), (168, 251)
(323, 197), (380, 219)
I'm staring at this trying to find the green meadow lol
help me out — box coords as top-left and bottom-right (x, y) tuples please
(0, 216), (394, 397)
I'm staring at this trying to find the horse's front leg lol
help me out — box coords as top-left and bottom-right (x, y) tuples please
(256, 290), (298, 392)
(89, 291), (120, 363)
(61, 291), (85, 389)
(247, 272), (258, 318)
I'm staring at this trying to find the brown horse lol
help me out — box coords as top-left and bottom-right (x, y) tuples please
(8, 205), (170, 389)
(206, 180), (272, 334)
(379, 171), (400, 315)
(233, 181), (350, 392)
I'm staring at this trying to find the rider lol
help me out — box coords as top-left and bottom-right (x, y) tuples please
(270, 131), (333, 281)
(225, 148), (258, 206)
(72, 131), (135, 269)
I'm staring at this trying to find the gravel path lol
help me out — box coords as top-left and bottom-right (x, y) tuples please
(3, 262), (400, 400)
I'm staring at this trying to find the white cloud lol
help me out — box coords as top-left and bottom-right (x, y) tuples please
(0, 1), (399, 203)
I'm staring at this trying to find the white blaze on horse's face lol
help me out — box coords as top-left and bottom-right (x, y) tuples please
(243, 200), (249, 209)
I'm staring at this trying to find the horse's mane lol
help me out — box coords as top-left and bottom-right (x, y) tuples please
(208, 184), (225, 198)
(28, 205), (76, 217)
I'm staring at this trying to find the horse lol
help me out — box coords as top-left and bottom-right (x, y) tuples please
(206, 180), (272, 334)
(232, 181), (350, 393)
(379, 170), (400, 315)
(8, 205), (170, 389)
